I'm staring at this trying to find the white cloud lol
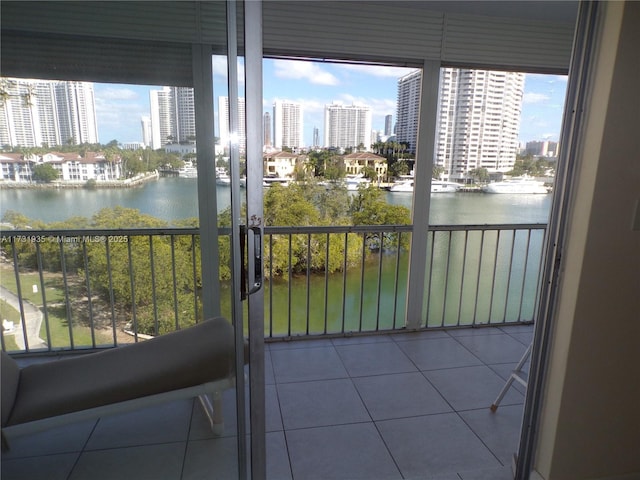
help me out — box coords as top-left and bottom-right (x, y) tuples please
(337, 64), (418, 79)
(523, 92), (551, 104)
(273, 60), (339, 86)
(338, 94), (395, 114)
(212, 55), (245, 84)
(97, 87), (139, 101)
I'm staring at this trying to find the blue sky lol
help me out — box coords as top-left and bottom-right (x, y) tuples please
(94, 58), (567, 147)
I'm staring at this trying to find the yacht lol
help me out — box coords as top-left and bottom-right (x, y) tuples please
(483, 176), (549, 194)
(263, 175), (290, 187)
(389, 178), (413, 192)
(389, 178), (460, 193)
(431, 180), (461, 193)
(178, 161), (197, 178)
(215, 167), (231, 186)
(344, 174), (371, 191)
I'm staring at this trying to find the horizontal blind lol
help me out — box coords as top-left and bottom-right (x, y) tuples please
(2, 1), (576, 85)
(0, 1), (228, 85)
(442, 14), (575, 72)
(262, 1), (443, 67)
(1, 31), (194, 86)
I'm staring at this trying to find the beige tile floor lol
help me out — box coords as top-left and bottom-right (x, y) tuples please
(1, 324), (532, 479)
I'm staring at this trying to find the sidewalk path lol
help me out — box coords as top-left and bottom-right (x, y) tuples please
(0, 285), (47, 350)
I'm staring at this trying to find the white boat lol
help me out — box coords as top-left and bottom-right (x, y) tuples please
(483, 176), (549, 194)
(389, 178), (413, 192)
(263, 176), (290, 187)
(178, 161), (197, 178)
(431, 180), (461, 193)
(215, 167), (231, 186)
(344, 174), (370, 191)
(389, 178), (460, 193)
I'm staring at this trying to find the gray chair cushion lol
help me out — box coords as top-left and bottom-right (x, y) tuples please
(5, 317), (236, 426)
(1, 351), (21, 427)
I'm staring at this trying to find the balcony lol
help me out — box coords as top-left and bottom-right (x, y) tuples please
(2, 324), (530, 479)
(1, 226), (537, 478)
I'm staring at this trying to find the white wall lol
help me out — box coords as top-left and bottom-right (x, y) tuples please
(533, 2), (640, 478)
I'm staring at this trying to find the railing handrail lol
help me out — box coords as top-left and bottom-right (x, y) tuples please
(1, 222), (547, 238)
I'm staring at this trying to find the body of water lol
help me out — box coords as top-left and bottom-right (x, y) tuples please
(0, 177), (552, 225)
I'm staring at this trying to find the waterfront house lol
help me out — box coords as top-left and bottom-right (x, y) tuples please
(343, 152), (388, 181)
(263, 150), (303, 179)
(0, 151), (122, 183)
(0, 153), (35, 181)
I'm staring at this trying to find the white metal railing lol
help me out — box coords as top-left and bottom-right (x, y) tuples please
(0, 223), (544, 353)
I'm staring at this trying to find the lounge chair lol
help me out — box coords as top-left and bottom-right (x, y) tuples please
(1, 317), (240, 449)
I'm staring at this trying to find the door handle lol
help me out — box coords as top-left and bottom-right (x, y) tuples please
(247, 225), (263, 294)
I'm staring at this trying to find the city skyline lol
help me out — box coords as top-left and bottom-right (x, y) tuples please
(1, 78), (98, 148)
(5, 59), (567, 149)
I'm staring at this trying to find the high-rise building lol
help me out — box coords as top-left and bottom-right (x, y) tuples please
(526, 140), (559, 157)
(218, 96), (246, 151)
(263, 112), (272, 147)
(396, 68), (524, 178)
(149, 86), (195, 149)
(0, 78), (98, 148)
(173, 87), (195, 142)
(141, 116), (152, 148)
(435, 68), (524, 178)
(273, 100), (303, 149)
(323, 103), (372, 151)
(384, 114), (392, 136)
(395, 70), (421, 153)
(149, 87), (174, 149)
(312, 127), (319, 148)
(54, 81), (99, 145)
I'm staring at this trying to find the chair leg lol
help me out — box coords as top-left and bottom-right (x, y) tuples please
(198, 391), (224, 436)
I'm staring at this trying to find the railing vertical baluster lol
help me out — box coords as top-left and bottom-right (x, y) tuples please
(105, 239), (117, 346)
(472, 230), (486, 326)
(82, 240), (96, 347)
(59, 240), (74, 350)
(268, 234), (274, 338)
(375, 230), (384, 331)
(341, 232), (348, 334)
(305, 233), (311, 335)
(127, 239), (138, 342)
(425, 230), (436, 328)
(517, 229), (533, 322)
(487, 231), (501, 323)
(323, 233), (330, 335)
(358, 232), (367, 332)
(149, 235), (159, 335)
(11, 239), (30, 352)
(392, 231), (402, 330)
(287, 234), (292, 337)
(35, 242), (52, 351)
(170, 235), (179, 331)
(456, 230), (470, 327)
(191, 234), (198, 325)
(441, 231), (453, 327)
(533, 229), (546, 319)
(502, 230), (517, 323)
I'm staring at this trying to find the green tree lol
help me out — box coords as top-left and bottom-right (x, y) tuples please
(468, 167), (489, 183)
(32, 163), (59, 183)
(349, 185), (411, 251)
(361, 165), (377, 181)
(432, 165), (445, 179)
(390, 160), (410, 177)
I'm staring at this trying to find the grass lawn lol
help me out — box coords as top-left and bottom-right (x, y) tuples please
(1, 266), (112, 350)
(1, 299), (21, 351)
